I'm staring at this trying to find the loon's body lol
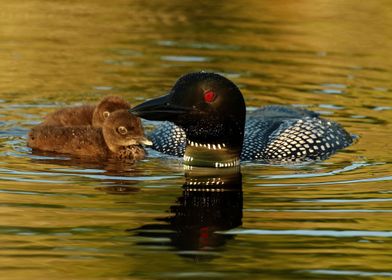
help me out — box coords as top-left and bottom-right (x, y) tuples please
(130, 72), (353, 167)
(147, 106), (352, 163)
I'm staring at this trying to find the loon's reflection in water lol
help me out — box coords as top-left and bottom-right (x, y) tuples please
(131, 166), (243, 260)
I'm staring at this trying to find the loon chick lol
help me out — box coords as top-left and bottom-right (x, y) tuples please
(28, 110), (151, 160)
(130, 72), (353, 167)
(41, 96), (131, 128)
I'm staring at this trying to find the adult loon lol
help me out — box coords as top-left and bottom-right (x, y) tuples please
(130, 72), (353, 167)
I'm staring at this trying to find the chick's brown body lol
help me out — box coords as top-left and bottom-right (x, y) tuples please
(28, 110), (148, 161)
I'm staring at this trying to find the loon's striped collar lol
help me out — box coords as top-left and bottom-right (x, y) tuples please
(184, 140), (241, 168)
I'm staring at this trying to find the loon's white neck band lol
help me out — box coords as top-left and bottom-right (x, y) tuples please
(184, 140), (241, 168)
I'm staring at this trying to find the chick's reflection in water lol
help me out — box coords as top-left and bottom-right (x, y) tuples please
(30, 153), (142, 194)
(132, 166), (243, 260)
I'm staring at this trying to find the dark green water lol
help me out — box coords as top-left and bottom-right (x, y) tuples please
(0, 1), (392, 279)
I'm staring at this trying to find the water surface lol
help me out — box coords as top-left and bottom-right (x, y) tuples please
(1, 1), (392, 279)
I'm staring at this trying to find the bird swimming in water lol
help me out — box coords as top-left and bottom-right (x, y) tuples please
(28, 110), (151, 160)
(41, 95), (131, 128)
(129, 72), (353, 168)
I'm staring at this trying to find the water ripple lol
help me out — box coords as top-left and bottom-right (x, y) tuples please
(304, 269), (392, 277)
(257, 175), (392, 187)
(261, 161), (372, 180)
(222, 229), (392, 238)
(160, 55), (210, 62)
(245, 209), (392, 213)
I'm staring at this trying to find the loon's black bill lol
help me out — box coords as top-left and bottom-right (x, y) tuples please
(129, 94), (191, 121)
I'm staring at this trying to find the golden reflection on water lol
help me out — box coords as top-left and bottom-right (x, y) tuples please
(0, 0), (392, 279)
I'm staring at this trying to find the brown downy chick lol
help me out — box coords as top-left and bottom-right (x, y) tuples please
(28, 110), (151, 160)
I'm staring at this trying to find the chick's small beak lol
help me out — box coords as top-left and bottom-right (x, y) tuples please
(138, 136), (153, 146)
(126, 136), (152, 146)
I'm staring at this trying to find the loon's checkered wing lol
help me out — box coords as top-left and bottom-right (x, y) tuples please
(148, 121), (186, 157)
(242, 117), (353, 163)
(241, 118), (283, 160)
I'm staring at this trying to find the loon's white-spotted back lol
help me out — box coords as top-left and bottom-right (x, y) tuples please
(130, 72), (353, 167)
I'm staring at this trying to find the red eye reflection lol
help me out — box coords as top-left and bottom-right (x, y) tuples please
(203, 90), (216, 103)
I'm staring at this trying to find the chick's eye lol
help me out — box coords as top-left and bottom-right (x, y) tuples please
(203, 90), (216, 103)
(103, 111), (110, 118)
(117, 126), (128, 135)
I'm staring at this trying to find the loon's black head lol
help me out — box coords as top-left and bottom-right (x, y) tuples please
(130, 72), (246, 167)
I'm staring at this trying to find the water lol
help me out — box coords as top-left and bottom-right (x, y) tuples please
(1, 0), (392, 279)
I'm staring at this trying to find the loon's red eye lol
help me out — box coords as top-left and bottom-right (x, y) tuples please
(204, 90), (216, 103)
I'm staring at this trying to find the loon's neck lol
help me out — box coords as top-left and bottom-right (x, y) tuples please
(184, 140), (241, 168)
